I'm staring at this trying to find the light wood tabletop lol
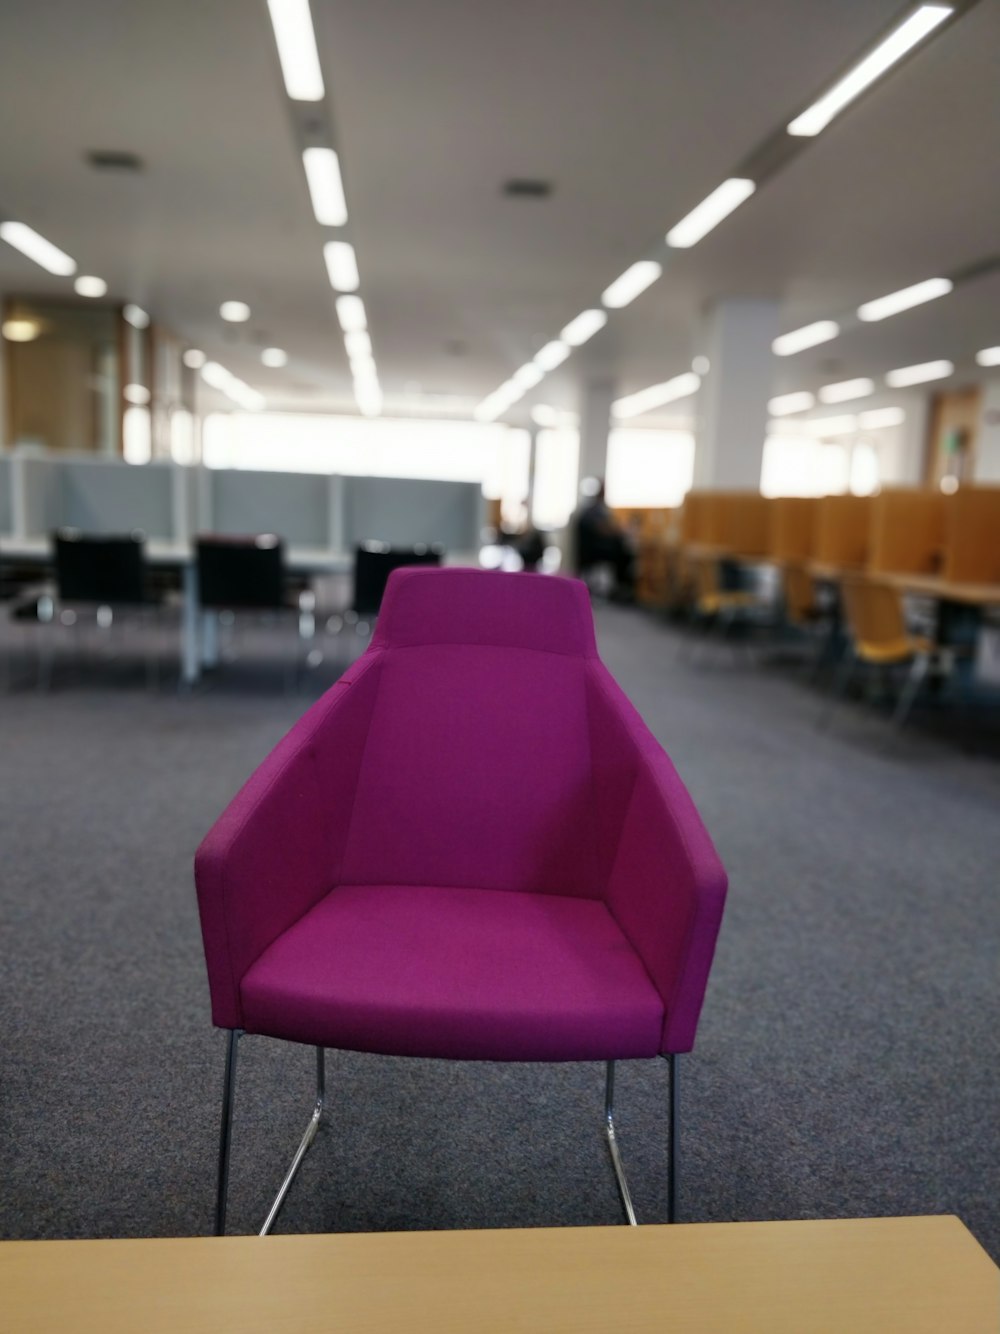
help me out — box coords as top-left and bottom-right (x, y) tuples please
(1, 1216), (996, 1334)
(881, 572), (1000, 607)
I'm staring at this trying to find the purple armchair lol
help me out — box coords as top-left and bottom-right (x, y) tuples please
(196, 568), (727, 1234)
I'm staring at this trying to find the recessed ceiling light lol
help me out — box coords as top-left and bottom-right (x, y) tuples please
(323, 240), (359, 291)
(0, 221), (76, 275)
(183, 349), (206, 369)
(788, 5), (953, 137)
(885, 359), (953, 387)
(601, 260), (662, 309)
(123, 304), (150, 329)
(819, 377), (875, 404)
(857, 277), (952, 322)
(74, 275), (107, 298)
(123, 383), (151, 405)
(692, 355), (710, 375)
(1, 317), (43, 342)
(772, 320), (840, 356)
(976, 346), (1000, 367)
(560, 309), (607, 346)
(612, 372), (701, 419)
(302, 147), (347, 226)
(266, 0), (325, 101)
(335, 294), (367, 333)
(261, 347), (288, 367)
(534, 340), (570, 371)
(768, 391), (816, 416)
(859, 407), (905, 429)
(666, 178), (755, 248)
(220, 301), (251, 323)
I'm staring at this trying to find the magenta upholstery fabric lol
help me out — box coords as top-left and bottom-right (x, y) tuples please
(195, 567), (727, 1057)
(241, 885), (664, 1060)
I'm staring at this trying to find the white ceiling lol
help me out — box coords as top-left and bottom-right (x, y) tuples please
(0, 0), (997, 423)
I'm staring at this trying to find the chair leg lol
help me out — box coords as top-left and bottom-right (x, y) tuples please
(215, 1028), (242, 1236)
(603, 1061), (637, 1226)
(259, 1045), (326, 1236)
(666, 1052), (679, 1224)
(892, 652), (930, 729)
(819, 649), (858, 729)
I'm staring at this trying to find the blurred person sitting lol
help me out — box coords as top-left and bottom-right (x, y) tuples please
(573, 478), (635, 600)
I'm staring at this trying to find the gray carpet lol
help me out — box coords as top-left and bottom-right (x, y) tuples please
(1, 606), (998, 1257)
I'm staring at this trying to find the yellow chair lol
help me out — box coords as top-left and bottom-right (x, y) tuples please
(693, 557), (759, 618)
(826, 577), (936, 727)
(782, 563), (821, 629)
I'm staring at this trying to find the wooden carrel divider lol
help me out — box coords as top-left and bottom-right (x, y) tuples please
(867, 488), (950, 576)
(813, 495), (873, 570)
(941, 485), (1000, 583)
(768, 497), (819, 562)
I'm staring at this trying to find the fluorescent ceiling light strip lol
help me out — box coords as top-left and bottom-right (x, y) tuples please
(885, 359), (953, 387)
(335, 294), (367, 332)
(0, 221), (76, 275)
(859, 407), (905, 428)
(560, 309), (607, 346)
(666, 178), (755, 248)
(788, 5), (953, 137)
(267, 0), (325, 100)
(303, 147), (348, 226)
(768, 391), (815, 416)
(976, 346), (1000, 367)
(74, 275), (107, 298)
(772, 320), (839, 356)
(534, 340), (570, 371)
(857, 277), (952, 322)
(612, 372), (701, 419)
(512, 363), (545, 390)
(601, 260), (662, 309)
(807, 414), (858, 436)
(818, 377), (875, 404)
(344, 329), (372, 359)
(324, 240), (359, 291)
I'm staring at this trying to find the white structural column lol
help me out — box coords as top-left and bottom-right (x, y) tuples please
(577, 378), (617, 491)
(693, 299), (779, 490)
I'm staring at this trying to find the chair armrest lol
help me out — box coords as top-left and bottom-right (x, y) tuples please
(587, 665), (727, 1053)
(194, 652), (383, 1028)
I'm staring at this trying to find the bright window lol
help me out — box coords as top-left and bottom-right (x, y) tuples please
(532, 428), (580, 528)
(606, 428), (695, 507)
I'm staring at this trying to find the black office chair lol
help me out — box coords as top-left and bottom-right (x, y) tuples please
(42, 530), (160, 687)
(351, 542), (443, 619)
(196, 534), (312, 688)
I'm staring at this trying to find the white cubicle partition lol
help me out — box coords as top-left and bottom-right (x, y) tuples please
(58, 457), (177, 539)
(0, 455), (13, 536)
(4, 451), (486, 558)
(200, 468), (337, 549)
(342, 476), (484, 552)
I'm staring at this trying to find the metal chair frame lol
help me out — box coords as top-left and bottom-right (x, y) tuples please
(214, 1030), (679, 1236)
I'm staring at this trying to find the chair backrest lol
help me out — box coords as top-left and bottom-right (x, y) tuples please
(840, 577), (907, 648)
(197, 534), (286, 609)
(351, 542), (443, 617)
(338, 568), (604, 897)
(782, 563), (815, 624)
(54, 530), (146, 604)
(693, 558), (720, 600)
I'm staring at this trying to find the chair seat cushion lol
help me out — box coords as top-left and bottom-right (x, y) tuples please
(240, 884), (664, 1061)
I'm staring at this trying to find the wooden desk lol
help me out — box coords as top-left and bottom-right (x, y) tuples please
(882, 573), (1000, 608)
(2, 1217), (995, 1333)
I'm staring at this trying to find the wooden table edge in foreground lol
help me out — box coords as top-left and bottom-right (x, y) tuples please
(2, 1215), (996, 1334)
